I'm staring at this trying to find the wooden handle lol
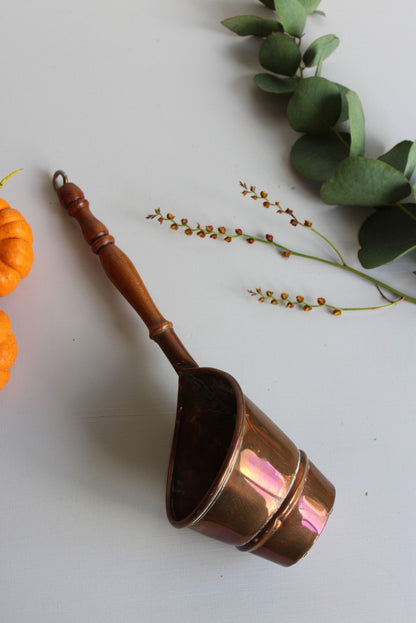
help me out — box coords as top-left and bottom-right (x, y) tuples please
(53, 171), (197, 373)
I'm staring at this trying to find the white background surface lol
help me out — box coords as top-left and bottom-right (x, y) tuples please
(1, 1), (415, 621)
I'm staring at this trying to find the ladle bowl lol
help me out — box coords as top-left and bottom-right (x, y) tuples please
(53, 170), (335, 566)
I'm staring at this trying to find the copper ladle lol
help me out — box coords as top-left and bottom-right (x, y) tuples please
(53, 170), (335, 567)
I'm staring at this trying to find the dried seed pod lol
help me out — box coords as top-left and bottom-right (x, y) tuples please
(303, 305), (312, 312)
(296, 295), (304, 303)
(332, 309), (342, 316)
(166, 213), (174, 220)
(282, 251), (291, 258)
(281, 293), (288, 300)
(317, 297), (326, 305)
(266, 234), (274, 242)
(247, 238), (255, 244)
(170, 223), (179, 230)
(218, 226), (226, 234)
(185, 229), (193, 236)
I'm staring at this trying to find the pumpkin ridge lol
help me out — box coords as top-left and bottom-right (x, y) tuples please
(0, 239), (33, 267)
(0, 235), (33, 243)
(0, 257), (20, 287)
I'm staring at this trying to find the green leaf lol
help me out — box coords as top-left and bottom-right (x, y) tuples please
(405, 141), (416, 179)
(222, 15), (283, 37)
(345, 90), (365, 156)
(255, 73), (299, 94)
(303, 34), (339, 67)
(273, 0), (307, 37)
(334, 83), (350, 122)
(291, 132), (350, 181)
(259, 32), (301, 76)
(379, 140), (416, 179)
(287, 77), (341, 134)
(358, 204), (416, 268)
(298, 0), (322, 13)
(321, 157), (412, 206)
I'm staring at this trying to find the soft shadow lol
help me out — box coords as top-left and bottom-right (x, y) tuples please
(41, 169), (177, 518)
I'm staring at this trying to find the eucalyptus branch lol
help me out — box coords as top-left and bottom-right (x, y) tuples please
(222, 0), (416, 275)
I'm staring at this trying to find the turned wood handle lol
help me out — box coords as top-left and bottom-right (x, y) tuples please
(53, 171), (197, 372)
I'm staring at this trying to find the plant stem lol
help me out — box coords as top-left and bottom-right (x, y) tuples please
(396, 202), (416, 223)
(330, 127), (350, 149)
(0, 169), (22, 187)
(265, 239), (416, 304)
(309, 226), (346, 265)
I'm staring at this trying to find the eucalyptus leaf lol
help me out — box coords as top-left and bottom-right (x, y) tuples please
(259, 32), (301, 76)
(321, 157), (411, 206)
(255, 73), (299, 94)
(405, 141), (416, 179)
(291, 132), (350, 181)
(298, 0), (322, 13)
(222, 15), (283, 37)
(274, 0), (307, 38)
(287, 77), (341, 134)
(303, 34), (339, 67)
(379, 140), (416, 179)
(345, 90), (365, 156)
(334, 82), (350, 123)
(358, 204), (416, 268)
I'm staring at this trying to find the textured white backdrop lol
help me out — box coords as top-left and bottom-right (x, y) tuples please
(1, 1), (415, 622)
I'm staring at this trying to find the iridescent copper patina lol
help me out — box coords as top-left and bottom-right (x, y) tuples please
(53, 170), (335, 566)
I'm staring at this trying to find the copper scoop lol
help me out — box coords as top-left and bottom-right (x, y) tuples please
(53, 170), (335, 567)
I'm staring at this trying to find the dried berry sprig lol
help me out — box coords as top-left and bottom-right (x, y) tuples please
(248, 288), (403, 315)
(240, 181), (346, 265)
(147, 210), (255, 244)
(147, 184), (416, 309)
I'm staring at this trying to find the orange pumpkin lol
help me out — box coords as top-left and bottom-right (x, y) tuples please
(0, 197), (34, 296)
(0, 309), (17, 390)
